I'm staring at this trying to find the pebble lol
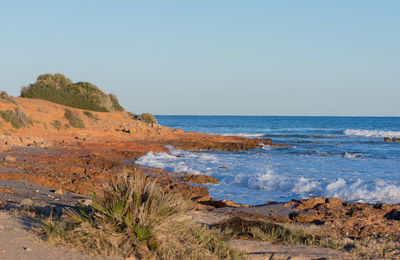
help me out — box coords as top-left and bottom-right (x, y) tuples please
(55, 189), (63, 195)
(1, 249), (6, 253)
(24, 247), (32, 252)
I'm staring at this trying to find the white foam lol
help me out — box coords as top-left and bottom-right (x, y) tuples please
(222, 133), (265, 138)
(249, 170), (400, 203)
(135, 147), (400, 204)
(291, 177), (321, 194)
(325, 178), (400, 203)
(135, 151), (201, 174)
(344, 152), (363, 158)
(249, 169), (321, 194)
(344, 129), (400, 138)
(249, 168), (289, 191)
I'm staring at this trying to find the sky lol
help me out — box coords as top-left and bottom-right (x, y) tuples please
(0, 1), (399, 116)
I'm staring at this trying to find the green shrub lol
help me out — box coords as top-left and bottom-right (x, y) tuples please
(0, 108), (32, 129)
(138, 113), (157, 125)
(64, 109), (85, 128)
(50, 120), (61, 130)
(21, 73), (124, 112)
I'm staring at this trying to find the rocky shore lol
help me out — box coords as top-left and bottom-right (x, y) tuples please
(1, 96), (400, 258)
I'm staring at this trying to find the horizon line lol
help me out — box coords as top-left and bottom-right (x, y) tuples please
(154, 114), (400, 118)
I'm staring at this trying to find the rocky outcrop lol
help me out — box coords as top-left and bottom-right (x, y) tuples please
(384, 137), (400, 142)
(285, 197), (400, 238)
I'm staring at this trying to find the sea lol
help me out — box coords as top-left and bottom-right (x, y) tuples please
(136, 116), (400, 205)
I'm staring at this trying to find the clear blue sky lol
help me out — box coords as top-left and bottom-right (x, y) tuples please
(1, 1), (399, 116)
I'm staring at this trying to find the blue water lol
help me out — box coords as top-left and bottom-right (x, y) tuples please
(136, 116), (400, 205)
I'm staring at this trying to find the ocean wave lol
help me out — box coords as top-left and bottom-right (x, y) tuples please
(344, 129), (400, 138)
(250, 171), (400, 203)
(344, 152), (363, 158)
(326, 178), (400, 203)
(264, 134), (339, 139)
(135, 147), (400, 204)
(135, 151), (202, 174)
(222, 133), (266, 138)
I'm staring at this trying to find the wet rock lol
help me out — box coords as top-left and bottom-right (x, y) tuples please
(180, 174), (218, 184)
(220, 165), (228, 170)
(393, 137), (400, 143)
(294, 197), (327, 210)
(384, 137), (391, 142)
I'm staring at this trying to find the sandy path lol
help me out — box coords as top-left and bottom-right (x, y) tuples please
(0, 211), (121, 260)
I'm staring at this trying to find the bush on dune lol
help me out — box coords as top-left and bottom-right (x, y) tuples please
(40, 171), (244, 259)
(21, 73), (124, 112)
(64, 109), (85, 128)
(0, 107), (32, 129)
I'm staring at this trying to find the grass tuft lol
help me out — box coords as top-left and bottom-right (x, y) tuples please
(83, 111), (99, 120)
(50, 120), (61, 130)
(0, 108), (33, 129)
(0, 91), (18, 104)
(39, 171), (243, 259)
(64, 109), (85, 128)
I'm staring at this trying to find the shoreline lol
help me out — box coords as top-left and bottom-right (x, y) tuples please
(1, 134), (400, 258)
(0, 96), (399, 257)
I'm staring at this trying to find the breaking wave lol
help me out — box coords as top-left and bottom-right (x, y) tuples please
(249, 171), (400, 203)
(344, 152), (363, 158)
(222, 133), (266, 138)
(344, 129), (400, 138)
(135, 148), (400, 204)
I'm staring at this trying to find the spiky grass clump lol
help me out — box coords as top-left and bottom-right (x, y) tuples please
(40, 172), (243, 259)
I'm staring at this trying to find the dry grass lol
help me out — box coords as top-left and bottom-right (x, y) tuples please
(39, 171), (244, 259)
(0, 91), (18, 104)
(0, 107), (33, 129)
(50, 120), (61, 130)
(64, 109), (85, 128)
(214, 217), (344, 250)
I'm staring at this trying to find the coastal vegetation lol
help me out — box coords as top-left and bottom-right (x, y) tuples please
(21, 73), (124, 112)
(39, 172), (244, 259)
(214, 216), (343, 250)
(0, 91), (18, 104)
(64, 109), (85, 128)
(50, 120), (61, 130)
(138, 113), (158, 125)
(128, 112), (158, 125)
(0, 108), (32, 129)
